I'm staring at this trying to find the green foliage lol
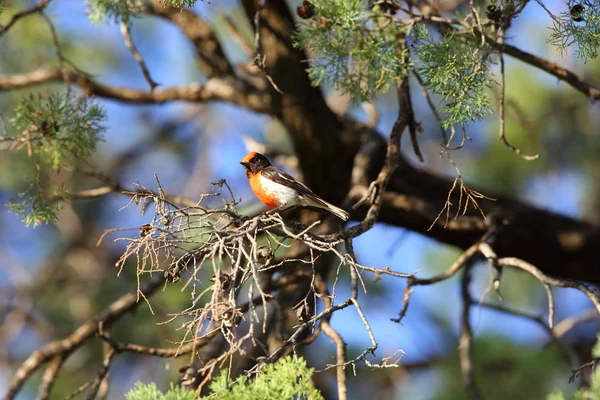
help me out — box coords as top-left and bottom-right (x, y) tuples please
(413, 25), (493, 129)
(87, 0), (202, 24)
(126, 382), (198, 400)
(87, 0), (143, 24)
(125, 357), (323, 400)
(294, 0), (408, 102)
(161, 0), (200, 7)
(10, 92), (105, 170)
(6, 183), (69, 228)
(6, 92), (105, 226)
(548, 0), (600, 61)
(210, 356), (323, 400)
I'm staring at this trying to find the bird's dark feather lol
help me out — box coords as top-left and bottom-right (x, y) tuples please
(261, 167), (319, 199)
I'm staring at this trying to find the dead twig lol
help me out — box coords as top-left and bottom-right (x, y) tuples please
(0, 0), (51, 37)
(497, 30), (539, 161)
(320, 321), (347, 400)
(120, 20), (159, 90)
(458, 265), (483, 400)
(252, 0), (283, 94)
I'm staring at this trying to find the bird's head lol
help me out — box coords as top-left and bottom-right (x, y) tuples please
(240, 152), (271, 176)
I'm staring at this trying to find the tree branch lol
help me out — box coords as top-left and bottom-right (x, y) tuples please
(3, 274), (165, 400)
(320, 321), (347, 400)
(459, 266), (483, 400)
(0, 69), (271, 113)
(144, 1), (235, 79)
(347, 135), (600, 284)
(120, 21), (158, 90)
(416, 11), (600, 101)
(0, 0), (51, 38)
(487, 36), (600, 101)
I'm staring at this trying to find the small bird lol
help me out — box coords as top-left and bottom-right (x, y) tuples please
(240, 152), (349, 221)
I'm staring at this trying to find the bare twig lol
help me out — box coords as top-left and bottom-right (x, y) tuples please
(85, 347), (115, 400)
(120, 21), (158, 90)
(39, 12), (72, 92)
(497, 31), (540, 161)
(428, 153), (495, 231)
(251, 0), (283, 94)
(497, 257), (600, 315)
(570, 359), (600, 383)
(0, 0), (51, 37)
(392, 240), (481, 323)
(487, 35), (600, 101)
(346, 76), (413, 238)
(459, 266), (482, 400)
(320, 321), (347, 400)
(35, 356), (64, 400)
(478, 301), (580, 368)
(98, 328), (221, 358)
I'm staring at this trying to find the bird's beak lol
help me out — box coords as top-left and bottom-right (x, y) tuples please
(240, 161), (249, 167)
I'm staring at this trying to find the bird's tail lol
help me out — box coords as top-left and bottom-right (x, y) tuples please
(306, 196), (349, 221)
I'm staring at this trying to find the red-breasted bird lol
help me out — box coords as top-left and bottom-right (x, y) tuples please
(240, 152), (349, 221)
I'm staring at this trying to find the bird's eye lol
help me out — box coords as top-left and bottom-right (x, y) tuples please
(252, 157), (259, 162)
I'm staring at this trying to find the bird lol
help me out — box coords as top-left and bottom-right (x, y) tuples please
(240, 152), (349, 221)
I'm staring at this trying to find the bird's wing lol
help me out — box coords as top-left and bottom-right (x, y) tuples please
(260, 167), (316, 197)
(261, 166), (349, 220)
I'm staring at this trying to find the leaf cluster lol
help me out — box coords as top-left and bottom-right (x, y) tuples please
(294, 0), (408, 102)
(548, 0), (600, 61)
(87, 0), (201, 24)
(412, 25), (493, 129)
(6, 92), (105, 226)
(10, 92), (106, 170)
(125, 356), (323, 400)
(161, 0), (200, 7)
(87, 0), (145, 24)
(6, 184), (69, 228)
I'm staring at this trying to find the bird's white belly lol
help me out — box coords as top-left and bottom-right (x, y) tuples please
(258, 174), (301, 207)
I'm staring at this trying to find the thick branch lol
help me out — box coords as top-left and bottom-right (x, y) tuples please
(345, 129), (600, 285)
(486, 37), (600, 101)
(0, 69), (271, 112)
(144, 1), (235, 79)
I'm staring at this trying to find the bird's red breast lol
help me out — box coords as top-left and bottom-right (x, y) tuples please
(248, 172), (279, 208)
